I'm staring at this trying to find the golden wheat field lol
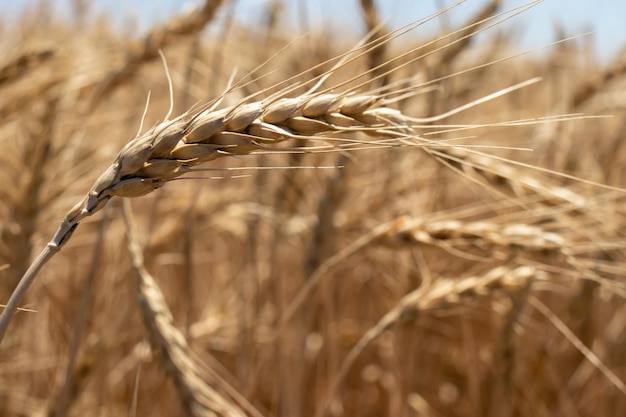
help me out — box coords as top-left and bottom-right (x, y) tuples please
(1, 0), (626, 416)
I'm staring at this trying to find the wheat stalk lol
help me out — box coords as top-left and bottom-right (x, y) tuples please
(0, 74), (433, 339)
(316, 265), (539, 417)
(0, 85), (394, 340)
(0, 0), (564, 344)
(0, 70), (580, 343)
(123, 200), (254, 417)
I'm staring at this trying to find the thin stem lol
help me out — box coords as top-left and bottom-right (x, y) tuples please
(0, 244), (57, 342)
(0, 219), (78, 344)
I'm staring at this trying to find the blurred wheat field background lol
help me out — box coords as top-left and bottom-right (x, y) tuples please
(1, 0), (626, 416)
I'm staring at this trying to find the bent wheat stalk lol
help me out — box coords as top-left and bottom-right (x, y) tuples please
(0, 89), (415, 342)
(0, 0), (559, 343)
(0, 72), (544, 342)
(316, 265), (539, 417)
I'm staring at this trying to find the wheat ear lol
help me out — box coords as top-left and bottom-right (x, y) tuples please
(376, 216), (566, 254)
(123, 200), (252, 417)
(316, 265), (538, 417)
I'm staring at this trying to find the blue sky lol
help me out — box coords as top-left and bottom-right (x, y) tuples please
(3, 0), (625, 62)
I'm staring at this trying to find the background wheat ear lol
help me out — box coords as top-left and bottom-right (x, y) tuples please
(123, 199), (254, 417)
(2, 1), (626, 417)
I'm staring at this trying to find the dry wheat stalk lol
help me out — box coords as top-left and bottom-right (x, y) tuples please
(316, 265), (539, 417)
(0, 75), (581, 343)
(0, 0), (564, 343)
(123, 200), (252, 417)
(0, 88), (428, 341)
(5, 1), (626, 416)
